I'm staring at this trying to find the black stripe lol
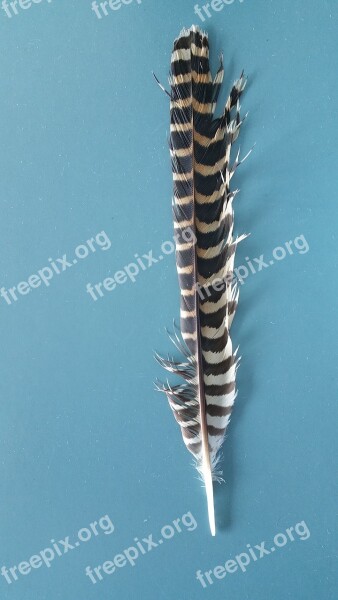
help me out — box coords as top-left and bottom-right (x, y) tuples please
(191, 29), (207, 49)
(201, 332), (228, 353)
(230, 81), (244, 106)
(207, 404), (232, 417)
(195, 196), (224, 224)
(199, 305), (226, 329)
(195, 170), (223, 196)
(171, 130), (192, 150)
(228, 300), (237, 315)
(174, 226), (195, 242)
(171, 59), (191, 77)
(197, 246), (228, 279)
(191, 56), (210, 75)
(197, 217), (231, 249)
(203, 355), (234, 376)
(171, 105), (192, 125)
(181, 294), (195, 313)
(194, 138), (226, 166)
(205, 381), (235, 396)
(198, 283), (224, 302)
(207, 425), (224, 437)
(178, 272), (194, 291)
(181, 316), (196, 335)
(174, 181), (193, 200)
(172, 154), (192, 175)
(174, 409), (198, 425)
(184, 337), (196, 354)
(173, 199), (193, 221)
(172, 83), (192, 101)
(174, 35), (192, 51)
(192, 82), (215, 105)
(173, 29), (206, 52)
(182, 425), (200, 439)
(177, 248), (194, 269)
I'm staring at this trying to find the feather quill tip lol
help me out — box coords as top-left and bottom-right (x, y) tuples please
(205, 474), (216, 536)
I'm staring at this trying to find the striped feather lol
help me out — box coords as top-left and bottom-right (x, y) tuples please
(156, 25), (248, 536)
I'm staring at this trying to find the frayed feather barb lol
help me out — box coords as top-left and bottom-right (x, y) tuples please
(156, 25), (248, 536)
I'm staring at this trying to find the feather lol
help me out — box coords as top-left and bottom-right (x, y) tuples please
(156, 25), (248, 536)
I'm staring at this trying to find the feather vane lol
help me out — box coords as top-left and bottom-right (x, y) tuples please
(157, 25), (247, 536)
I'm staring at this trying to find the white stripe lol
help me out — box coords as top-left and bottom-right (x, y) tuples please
(201, 324), (226, 339)
(176, 241), (194, 251)
(183, 332), (197, 340)
(197, 239), (225, 259)
(177, 265), (193, 274)
(183, 433), (201, 445)
(172, 48), (191, 62)
(207, 414), (230, 430)
(174, 218), (194, 228)
(180, 309), (196, 318)
(173, 171), (193, 181)
(170, 400), (198, 411)
(206, 389), (236, 408)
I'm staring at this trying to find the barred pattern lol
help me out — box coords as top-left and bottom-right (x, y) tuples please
(157, 26), (247, 532)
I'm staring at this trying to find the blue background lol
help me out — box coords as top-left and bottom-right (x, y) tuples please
(0, 0), (337, 598)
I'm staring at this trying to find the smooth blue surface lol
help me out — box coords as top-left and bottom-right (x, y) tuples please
(0, 0), (337, 598)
